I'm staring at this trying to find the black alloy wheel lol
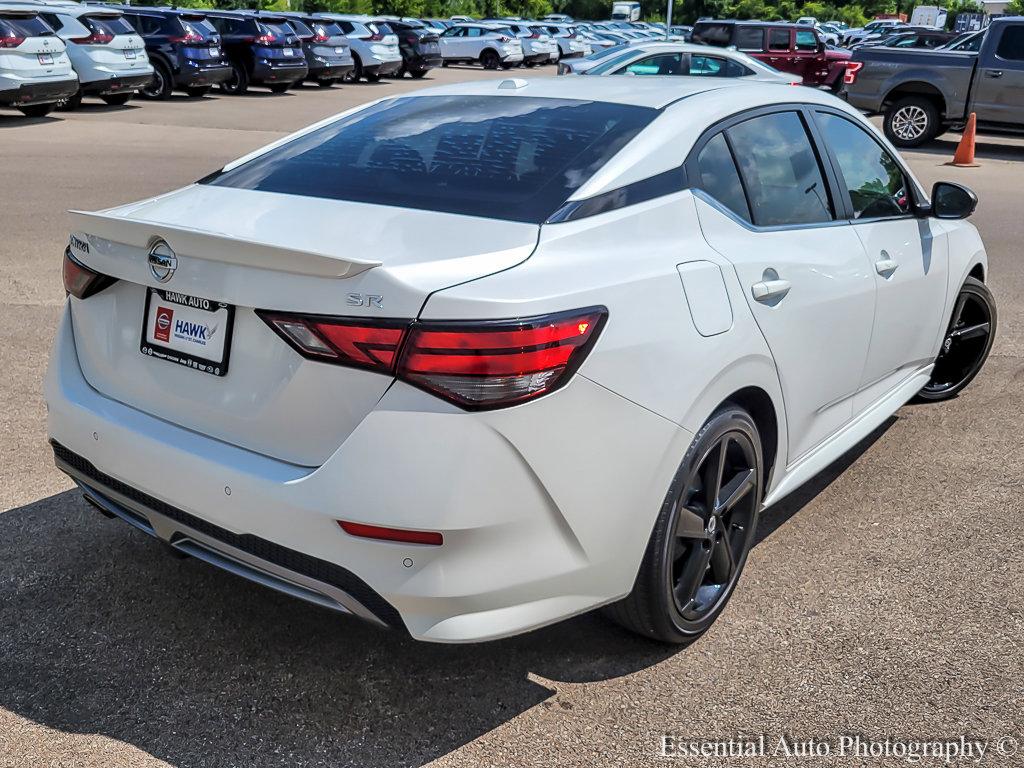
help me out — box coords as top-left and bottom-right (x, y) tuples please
(917, 276), (996, 401)
(139, 60), (173, 100)
(605, 405), (763, 643)
(220, 61), (248, 94)
(480, 49), (500, 69)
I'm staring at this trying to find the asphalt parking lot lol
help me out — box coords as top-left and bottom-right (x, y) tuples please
(2, 69), (1023, 768)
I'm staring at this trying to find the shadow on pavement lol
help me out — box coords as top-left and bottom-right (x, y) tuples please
(915, 135), (1024, 163)
(0, 421), (892, 766)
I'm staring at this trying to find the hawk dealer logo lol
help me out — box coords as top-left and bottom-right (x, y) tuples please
(154, 306), (174, 343)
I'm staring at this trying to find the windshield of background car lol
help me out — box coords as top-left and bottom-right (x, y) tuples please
(179, 15), (217, 39)
(206, 95), (658, 223)
(369, 22), (392, 35)
(287, 18), (313, 36)
(259, 21), (294, 39)
(585, 43), (627, 59)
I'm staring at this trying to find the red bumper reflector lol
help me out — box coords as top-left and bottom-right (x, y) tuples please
(338, 521), (443, 546)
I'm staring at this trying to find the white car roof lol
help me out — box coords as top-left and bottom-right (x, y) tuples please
(405, 73), (824, 110)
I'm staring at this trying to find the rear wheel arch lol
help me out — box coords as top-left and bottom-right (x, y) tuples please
(719, 387), (779, 495)
(883, 81), (946, 117)
(969, 263), (985, 282)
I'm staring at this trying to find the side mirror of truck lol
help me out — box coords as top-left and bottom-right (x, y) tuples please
(930, 181), (978, 219)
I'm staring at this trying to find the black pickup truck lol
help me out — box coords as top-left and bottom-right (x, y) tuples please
(843, 16), (1024, 147)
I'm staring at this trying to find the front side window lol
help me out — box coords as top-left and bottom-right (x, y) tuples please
(696, 133), (750, 221)
(726, 111), (833, 227)
(795, 29), (818, 50)
(768, 28), (790, 50)
(206, 95), (658, 224)
(817, 113), (910, 219)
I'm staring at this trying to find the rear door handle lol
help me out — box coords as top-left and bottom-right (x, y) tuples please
(751, 279), (792, 303)
(985, 69), (1003, 78)
(875, 258), (899, 277)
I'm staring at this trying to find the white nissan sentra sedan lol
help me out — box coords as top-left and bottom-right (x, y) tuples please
(47, 77), (996, 644)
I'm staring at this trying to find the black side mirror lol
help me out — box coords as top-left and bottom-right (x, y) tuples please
(931, 181), (978, 219)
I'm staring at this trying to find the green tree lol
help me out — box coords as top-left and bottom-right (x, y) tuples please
(1007, 0), (1024, 13)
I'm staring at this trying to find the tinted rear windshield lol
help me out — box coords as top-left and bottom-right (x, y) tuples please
(83, 14), (136, 36)
(179, 16), (216, 40)
(0, 13), (53, 37)
(205, 95), (657, 223)
(287, 18), (313, 36)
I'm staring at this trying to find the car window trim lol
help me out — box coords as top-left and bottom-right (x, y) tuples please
(683, 103), (849, 232)
(808, 107), (925, 223)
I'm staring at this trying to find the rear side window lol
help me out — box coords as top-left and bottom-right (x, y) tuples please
(83, 15), (136, 37)
(206, 95), (658, 224)
(726, 112), (833, 227)
(0, 13), (54, 37)
(816, 113), (910, 219)
(689, 55), (751, 77)
(996, 25), (1024, 60)
(696, 133), (750, 221)
(692, 23), (732, 45)
(734, 26), (763, 51)
(768, 28), (790, 50)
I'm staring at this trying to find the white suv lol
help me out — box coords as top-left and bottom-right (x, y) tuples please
(314, 14), (401, 82)
(505, 22), (558, 66)
(0, 4), (77, 116)
(438, 23), (523, 69)
(536, 23), (592, 59)
(12, 0), (151, 108)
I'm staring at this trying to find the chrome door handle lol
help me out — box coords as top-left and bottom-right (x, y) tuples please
(751, 279), (792, 303)
(986, 69), (1003, 78)
(875, 257), (898, 277)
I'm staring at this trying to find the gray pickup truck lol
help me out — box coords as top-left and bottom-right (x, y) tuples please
(844, 16), (1024, 147)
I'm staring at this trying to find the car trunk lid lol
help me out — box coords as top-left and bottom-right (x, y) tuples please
(66, 185), (538, 466)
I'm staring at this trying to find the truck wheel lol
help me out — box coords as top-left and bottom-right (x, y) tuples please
(884, 97), (940, 148)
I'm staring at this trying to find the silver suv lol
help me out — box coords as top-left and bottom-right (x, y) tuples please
(12, 0), (151, 108)
(0, 4), (77, 116)
(314, 14), (400, 82)
(438, 22), (523, 69)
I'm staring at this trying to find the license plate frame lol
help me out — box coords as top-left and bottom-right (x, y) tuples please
(38, 53), (54, 65)
(140, 288), (235, 377)
(124, 49), (136, 59)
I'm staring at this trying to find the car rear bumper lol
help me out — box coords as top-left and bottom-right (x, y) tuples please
(176, 62), (233, 87)
(81, 72), (154, 96)
(251, 61), (308, 84)
(364, 58), (403, 76)
(406, 52), (442, 70)
(306, 61), (355, 79)
(46, 304), (690, 642)
(0, 76), (78, 106)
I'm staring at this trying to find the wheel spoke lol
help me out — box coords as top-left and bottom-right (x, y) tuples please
(709, 531), (735, 583)
(675, 505), (709, 540)
(717, 468), (756, 513)
(675, 543), (713, 608)
(949, 321), (990, 342)
(703, 437), (729, 511)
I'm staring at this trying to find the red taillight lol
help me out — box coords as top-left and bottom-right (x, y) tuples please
(843, 61), (863, 85)
(70, 30), (113, 45)
(313, 33), (329, 42)
(338, 521), (443, 546)
(254, 32), (276, 45)
(258, 307), (607, 410)
(0, 32), (25, 48)
(169, 31), (204, 44)
(399, 309), (605, 408)
(62, 247), (116, 299)
(258, 312), (406, 373)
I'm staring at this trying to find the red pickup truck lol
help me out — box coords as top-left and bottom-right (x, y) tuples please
(691, 20), (851, 89)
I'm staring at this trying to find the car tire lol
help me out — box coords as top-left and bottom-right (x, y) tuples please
(17, 102), (54, 118)
(316, 78), (336, 87)
(603, 404), (763, 644)
(185, 86), (211, 98)
(480, 49), (500, 69)
(101, 93), (132, 106)
(139, 60), (173, 100)
(409, 68), (428, 78)
(56, 89), (82, 111)
(884, 96), (940, 148)
(364, 70), (381, 82)
(268, 83), (290, 94)
(914, 276), (997, 402)
(220, 61), (248, 95)
(343, 55), (362, 83)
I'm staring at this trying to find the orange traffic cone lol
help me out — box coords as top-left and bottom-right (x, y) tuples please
(946, 112), (980, 167)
